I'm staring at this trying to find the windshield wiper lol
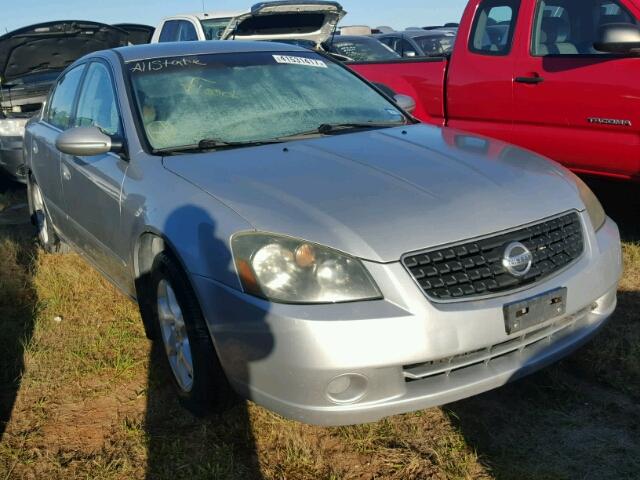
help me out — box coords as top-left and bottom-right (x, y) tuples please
(276, 122), (407, 140)
(154, 138), (284, 155)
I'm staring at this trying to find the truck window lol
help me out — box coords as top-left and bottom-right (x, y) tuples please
(159, 20), (180, 42)
(178, 21), (198, 42)
(201, 18), (232, 40)
(469, 0), (521, 55)
(400, 39), (418, 57)
(379, 36), (402, 55)
(531, 0), (639, 55)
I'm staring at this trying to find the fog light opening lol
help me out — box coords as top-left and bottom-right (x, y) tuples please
(326, 374), (368, 405)
(591, 302), (599, 312)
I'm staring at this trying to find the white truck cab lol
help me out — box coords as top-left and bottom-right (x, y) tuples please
(151, 1), (346, 47)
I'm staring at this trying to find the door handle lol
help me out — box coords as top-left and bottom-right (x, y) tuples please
(62, 163), (71, 181)
(514, 76), (545, 85)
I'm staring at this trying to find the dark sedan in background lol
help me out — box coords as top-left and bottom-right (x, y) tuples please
(376, 29), (457, 57)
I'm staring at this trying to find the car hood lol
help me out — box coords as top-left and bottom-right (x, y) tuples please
(220, 1), (346, 46)
(163, 125), (584, 263)
(0, 21), (129, 83)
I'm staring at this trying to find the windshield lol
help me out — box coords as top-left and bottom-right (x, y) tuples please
(200, 18), (232, 40)
(325, 37), (400, 61)
(415, 34), (456, 56)
(127, 51), (407, 151)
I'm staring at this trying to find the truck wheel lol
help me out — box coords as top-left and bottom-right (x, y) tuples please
(150, 252), (237, 416)
(27, 175), (70, 254)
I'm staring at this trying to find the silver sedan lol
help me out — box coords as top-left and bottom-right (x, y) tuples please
(24, 41), (622, 426)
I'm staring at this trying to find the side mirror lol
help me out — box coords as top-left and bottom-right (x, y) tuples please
(394, 94), (416, 114)
(594, 23), (640, 54)
(56, 127), (123, 157)
(404, 50), (417, 58)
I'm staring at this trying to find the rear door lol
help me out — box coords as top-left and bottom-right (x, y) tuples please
(512, 0), (640, 179)
(30, 64), (86, 228)
(446, 0), (521, 142)
(60, 60), (130, 286)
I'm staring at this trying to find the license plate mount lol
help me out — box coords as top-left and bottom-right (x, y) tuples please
(503, 288), (567, 335)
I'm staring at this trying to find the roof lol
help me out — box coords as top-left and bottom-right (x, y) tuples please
(330, 35), (378, 43)
(168, 10), (247, 21)
(379, 29), (456, 39)
(113, 40), (305, 62)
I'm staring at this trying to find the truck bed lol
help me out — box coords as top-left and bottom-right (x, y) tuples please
(348, 58), (449, 126)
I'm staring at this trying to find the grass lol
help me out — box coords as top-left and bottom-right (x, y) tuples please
(0, 178), (639, 479)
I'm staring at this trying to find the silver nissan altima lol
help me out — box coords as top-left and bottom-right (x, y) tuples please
(24, 41), (622, 426)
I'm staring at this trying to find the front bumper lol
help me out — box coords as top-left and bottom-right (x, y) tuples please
(0, 136), (26, 182)
(192, 214), (622, 426)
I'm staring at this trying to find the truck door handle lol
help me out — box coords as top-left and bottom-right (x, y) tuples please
(514, 76), (545, 84)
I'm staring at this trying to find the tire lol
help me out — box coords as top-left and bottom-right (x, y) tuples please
(27, 175), (71, 254)
(149, 252), (237, 416)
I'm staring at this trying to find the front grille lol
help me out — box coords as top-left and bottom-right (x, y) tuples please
(403, 306), (589, 382)
(402, 212), (584, 301)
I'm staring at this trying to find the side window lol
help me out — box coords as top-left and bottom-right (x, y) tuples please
(159, 20), (180, 42)
(47, 65), (86, 130)
(74, 62), (122, 137)
(401, 39), (418, 57)
(470, 0), (521, 55)
(178, 21), (198, 41)
(201, 18), (232, 40)
(532, 0), (639, 55)
(382, 37), (402, 54)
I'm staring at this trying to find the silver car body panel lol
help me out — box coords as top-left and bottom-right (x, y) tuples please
(24, 41), (622, 426)
(163, 125), (584, 263)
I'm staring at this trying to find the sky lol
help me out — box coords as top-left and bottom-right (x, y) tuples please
(1, 0), (468, 34)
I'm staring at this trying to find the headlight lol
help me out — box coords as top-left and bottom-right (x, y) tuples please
(0, 118), (27, 137)
(232, 233), (382, 304)
(573, 174), (606, 231)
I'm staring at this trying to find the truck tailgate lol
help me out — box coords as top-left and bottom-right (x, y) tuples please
(348, 58), (448, 125)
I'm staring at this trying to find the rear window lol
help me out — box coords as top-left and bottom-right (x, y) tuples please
(469, 0), (521, 55)
(235, 13), (327, 36)
(200, 17), (232, 40)
(325, 38), (400, 61)
(46, 65), (85, 130)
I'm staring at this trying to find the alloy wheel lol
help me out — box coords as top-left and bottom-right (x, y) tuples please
(157, 279), (194, 392)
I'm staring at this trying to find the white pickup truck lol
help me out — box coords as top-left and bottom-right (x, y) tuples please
(151, 0), (346, 48)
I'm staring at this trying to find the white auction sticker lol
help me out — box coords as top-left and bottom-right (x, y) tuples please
(273, 55), (328, 68)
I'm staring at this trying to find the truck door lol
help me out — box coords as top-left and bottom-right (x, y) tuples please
(512, 0), (640, 179)
(446, 0), (521, 143)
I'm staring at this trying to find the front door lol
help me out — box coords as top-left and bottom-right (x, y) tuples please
(60, 60), (130, 286)
(512, 0), (640, 179)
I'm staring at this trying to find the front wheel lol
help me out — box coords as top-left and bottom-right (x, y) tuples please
(27, 175), (70, 254)
(149, 252), (237, 416)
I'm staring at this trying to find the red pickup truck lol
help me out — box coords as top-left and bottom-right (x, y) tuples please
(349, 0), (640, 182)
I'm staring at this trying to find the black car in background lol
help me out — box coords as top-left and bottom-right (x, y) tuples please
(376, 29), (457, 58)
(0, 21), (130, 182)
